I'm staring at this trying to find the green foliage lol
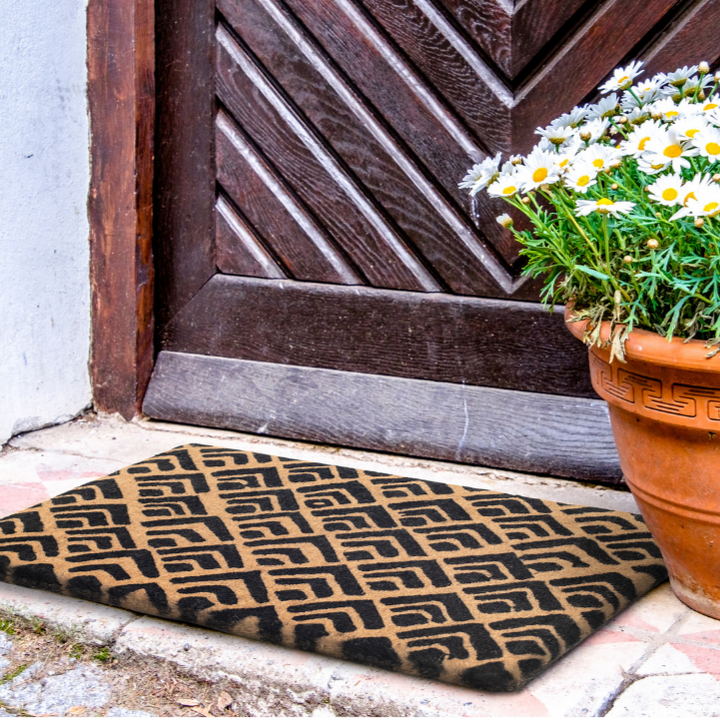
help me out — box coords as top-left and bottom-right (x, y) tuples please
(69, 643), (85, 660)
(1, 663), (28, 685)
(509, 159), (720, 360)
(0, 619), (14, 636)
(92, 646), (112, 663)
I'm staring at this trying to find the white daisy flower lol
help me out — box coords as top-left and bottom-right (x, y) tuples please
(549, 106), (588, 129)
(575, 198), (635, 217)
(619, 119), (662, 157)
(599, 61), (644, 94)
(625, 107), (650, 125)
(647, 174), (685, 206)
(535, 124), (577, 147)
(679, 173), (714, 208)
(692, 126), (720, 161)
(643, 127), (699, 173)
(579, 118), (610, 144)
(487, 168), (522, 198)
(637, 156), (673, 175)
(556, 138), (583, 172)
(699, 100), (720, 115)
(518, 147), (561, 191)
(673, 114), (708, 141)
(621, 77), (664, 110)
(459, 153), (502, 196)
(680, 74), (713, 98)
(564, 162), (599, 193)
(648, 97), (689, 122)
(578, 143), (622, 172)
(670, 184), (720, 220)
(586, 94), (619, 120)
(665, 65), (699, 88)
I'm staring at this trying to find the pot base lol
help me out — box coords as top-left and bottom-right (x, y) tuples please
(669, 576), (720, 620)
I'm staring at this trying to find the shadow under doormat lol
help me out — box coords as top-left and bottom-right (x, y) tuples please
(0, 444), (666, 692)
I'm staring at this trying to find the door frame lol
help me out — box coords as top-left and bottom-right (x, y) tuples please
(88, 0), (156, 421)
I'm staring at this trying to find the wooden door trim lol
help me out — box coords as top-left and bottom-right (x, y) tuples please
(88, 0), (156, 419)
(160, 275), (597, 398)
(144, 351), (622, 483)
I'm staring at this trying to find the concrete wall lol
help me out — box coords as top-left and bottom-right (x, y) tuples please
(0, 0), (91, 444)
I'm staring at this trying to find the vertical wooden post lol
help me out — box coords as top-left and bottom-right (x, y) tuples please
(87, 0), (155, 419)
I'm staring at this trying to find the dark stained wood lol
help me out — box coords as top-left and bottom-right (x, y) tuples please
(215, 24), (440, 292)
(433, 0), (589, 81)
(154, 0), (216, 332)
(218, 0), (523, 296)
(216, 112), (362, 285)
(435, 0), (512, 78)
(216, 194), (288, 279)
(144, 351), (621, 483)
(162, 275), (597, 398)
(511, 0), (591, 80)
(640, 0), (720, 79)
(87, 0), (155, 419)
(513, 0), (679, 152)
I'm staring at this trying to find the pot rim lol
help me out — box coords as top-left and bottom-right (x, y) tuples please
(563, 303), (720, 372)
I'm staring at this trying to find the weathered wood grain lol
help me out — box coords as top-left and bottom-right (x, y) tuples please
(219, 0), (523, 297)
(216, 112), (362, 285)
(513, 0), (679, 152)
(87, 0), (155, 419)
(216, 24), (440, 292)
(215, 194), (288, 279)
(640, 0), (720, 80)
(143, 351), (621, 483)
(154, 0), (216, 331)
(162, 275), (597, 398)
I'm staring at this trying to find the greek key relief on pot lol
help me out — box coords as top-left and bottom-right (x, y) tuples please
(590, 355), (720, 422)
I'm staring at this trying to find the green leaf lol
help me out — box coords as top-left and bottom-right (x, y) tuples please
(575, 265), (611, 280)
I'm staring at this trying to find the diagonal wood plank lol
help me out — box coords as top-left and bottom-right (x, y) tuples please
(217, 23), (441, 292)
(215, 193), (289, 279)
(216, 112), (362, 284)
(219, 0), (527, 295)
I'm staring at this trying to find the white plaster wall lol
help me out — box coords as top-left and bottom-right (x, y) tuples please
(0, 0), (91, 444)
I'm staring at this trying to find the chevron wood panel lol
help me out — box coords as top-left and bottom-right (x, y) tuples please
(212, 0), (719, 301)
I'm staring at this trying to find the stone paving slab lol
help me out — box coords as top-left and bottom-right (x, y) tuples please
(1, 415), (719, 716)
(7, 414), (640, 513)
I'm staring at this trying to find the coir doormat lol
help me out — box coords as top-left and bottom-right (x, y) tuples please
(0, 445), (666, 691)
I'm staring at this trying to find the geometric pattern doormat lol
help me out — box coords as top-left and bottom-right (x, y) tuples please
(0, 445), (666, 691)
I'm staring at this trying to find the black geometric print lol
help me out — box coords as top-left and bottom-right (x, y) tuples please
(0, 445), (666, 691)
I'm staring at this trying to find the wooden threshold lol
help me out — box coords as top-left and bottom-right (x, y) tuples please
(161, 275), (597, 398)
(143, 351), (621, 483)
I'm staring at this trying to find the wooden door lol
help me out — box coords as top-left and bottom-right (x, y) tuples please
(144, 0), (720, 483)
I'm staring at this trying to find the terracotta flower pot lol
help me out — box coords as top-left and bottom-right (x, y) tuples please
(565, 306), (720, 619)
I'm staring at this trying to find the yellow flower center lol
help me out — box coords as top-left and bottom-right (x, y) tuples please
(596, 198), (613, 206)
(706, 142), (720, 155)
(503, 185), (516, 195)
(704, 103), (719, 112)
(663, 144), (683, 158)
(703, 201), (720, 215)
(665, 111), (679, 119)
(532, 168), (548, 183)
(651, 163), (665, 170)
(638, 136), (651, 150)
(686, 128), (700, 138)
(559, 158), (570, 168)
(661, 188), (678, 201)
(577, 175), (590, 187)
(684, 191), (697, 206)
(592, 159), (605, 169)
(618, 75), (629, 85)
